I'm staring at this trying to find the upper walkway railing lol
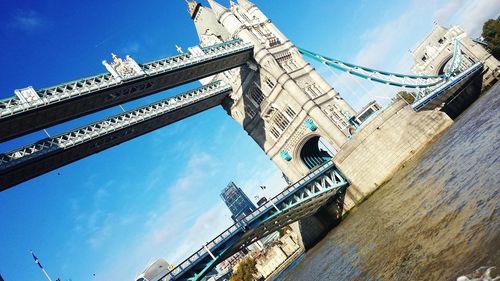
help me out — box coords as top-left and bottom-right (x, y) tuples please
(0, 81), (231, 190)
(0, 39), (253, 142)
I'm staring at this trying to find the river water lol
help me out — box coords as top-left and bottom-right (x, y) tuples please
(279, 84), (500, 281)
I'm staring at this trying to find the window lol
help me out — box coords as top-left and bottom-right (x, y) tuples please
(245, 105), (256, 118)
(255, 27), (265, 37)
(285, 106), (296, 119)
(273, 111), (290, 131)
(265, 77), (275, 89)
(306, 86), (319, 98)
(238, 10), (251, 23)
(268, 37), (281, 47)
(274, 50), (292, 64)
(270, 126), (280, 139)
(250, 87), (265, 105)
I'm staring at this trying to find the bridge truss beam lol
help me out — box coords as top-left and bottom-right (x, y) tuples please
(0, 81), (231, 191)
(0, 39), (253, 142)
(166, 161), (349, 281)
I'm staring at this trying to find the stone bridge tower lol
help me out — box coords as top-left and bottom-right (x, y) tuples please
(187, 0), (357, 182)
(411, 25), (499, 89)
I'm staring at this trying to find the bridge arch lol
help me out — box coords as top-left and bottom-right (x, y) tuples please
(296, 134), (337, 170)
(436, 54), (453, 75)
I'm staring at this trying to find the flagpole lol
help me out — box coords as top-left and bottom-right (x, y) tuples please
(40, 268), (53, 281)
(31, 251), (53, 281)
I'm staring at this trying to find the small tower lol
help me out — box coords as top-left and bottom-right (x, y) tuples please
(185, 0), (199, 18)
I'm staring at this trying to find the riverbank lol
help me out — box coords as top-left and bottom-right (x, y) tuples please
(278, 83), (500, 280)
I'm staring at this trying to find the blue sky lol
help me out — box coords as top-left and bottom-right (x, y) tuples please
(0, 0), (498, 280)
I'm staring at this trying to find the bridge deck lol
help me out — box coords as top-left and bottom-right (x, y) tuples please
(161, 161), (348, 281)
(0, 81), (231, 191)
(412, 62), (483, 111)
(0, 39), (253, 142)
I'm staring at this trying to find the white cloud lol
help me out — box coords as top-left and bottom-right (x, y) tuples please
(121, 42), (141, 55)
(450, 0), (500, 37)
(322, 0), (500, 108)
(91, 151), (229, 280)
(10, 10), (45, 32)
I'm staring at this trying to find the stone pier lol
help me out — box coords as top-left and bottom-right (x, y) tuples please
(299, 100), (454, 249)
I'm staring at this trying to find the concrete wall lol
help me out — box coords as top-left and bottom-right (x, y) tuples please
(334, 100), (453, 197)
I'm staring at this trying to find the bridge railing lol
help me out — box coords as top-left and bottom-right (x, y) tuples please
(242, 161), (334, 224)
(0, 39), (252, 119)
(0, 81), (231, 169)
(412, 62), (483, 111)
(165, 161), (336, 279)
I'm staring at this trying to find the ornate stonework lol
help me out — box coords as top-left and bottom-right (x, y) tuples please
(190, 0), (357, 180)
(102, 53), (145, 81)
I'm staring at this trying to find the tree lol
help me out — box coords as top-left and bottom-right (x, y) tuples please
(393, 91), (416, 104)
(482, 18), (500, 60)
(230, 257), (257, 281)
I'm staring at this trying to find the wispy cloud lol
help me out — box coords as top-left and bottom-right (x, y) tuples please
(10, 9), (45, 32)
(89, 151), (229, 280)
(449, 0), (500, 37)
(121, 42), (141, 55)
(323, 0), (500, 108)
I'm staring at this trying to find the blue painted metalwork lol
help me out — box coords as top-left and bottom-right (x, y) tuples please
(280, 150), (292, 161)
(299, 136), (333, 170)
(298, 47), (447, 89)
(445, 39), (463, 77)
(161, 161), (348, 280)
(412, 62), (483, 111)
(304, 119), (318, 131)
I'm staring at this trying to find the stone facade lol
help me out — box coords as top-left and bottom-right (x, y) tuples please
(411, 25), (499, 89)
(187, 0), (460, 252)
(188, 0), (356, 181)
(334, 100), (453, 200)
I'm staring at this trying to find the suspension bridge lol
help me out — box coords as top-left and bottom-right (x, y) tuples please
(0, 38), (482, 192)
(0, 1), (487, 280)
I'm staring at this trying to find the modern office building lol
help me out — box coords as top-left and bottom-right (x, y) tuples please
(221, 182), (256, 222)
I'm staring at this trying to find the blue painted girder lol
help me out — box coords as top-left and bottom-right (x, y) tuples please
(165, 162), (349, 281)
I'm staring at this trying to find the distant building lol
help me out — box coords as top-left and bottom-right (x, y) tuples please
(254, 230), (300, 279)
(135, 258), (173, 281)
(221, 182), (256, 222)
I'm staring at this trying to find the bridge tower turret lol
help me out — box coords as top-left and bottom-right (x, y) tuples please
(189, 0), (357, 182)
(189, 0), (356, 182)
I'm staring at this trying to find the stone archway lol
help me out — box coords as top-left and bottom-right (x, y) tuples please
(437, 55), (453, 75)
(299, 136), (337, 170)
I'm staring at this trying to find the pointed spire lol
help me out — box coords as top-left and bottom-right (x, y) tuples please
(207, 0), (229, 19)
(237, 0), (255, 10)
(185, 0), (199, 17)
